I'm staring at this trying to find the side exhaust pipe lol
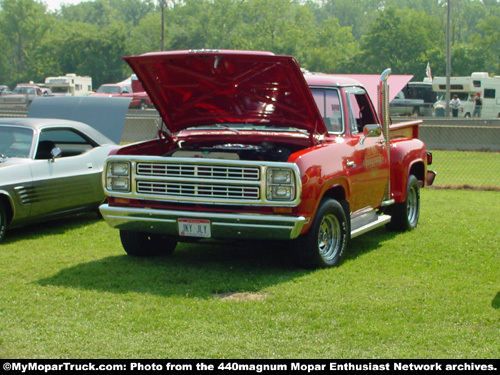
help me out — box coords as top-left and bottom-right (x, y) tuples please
(378, 68), (392, 203)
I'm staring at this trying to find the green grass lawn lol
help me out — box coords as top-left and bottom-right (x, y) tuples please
(430, 150), (500, 189)
(0, 189), (499, 359)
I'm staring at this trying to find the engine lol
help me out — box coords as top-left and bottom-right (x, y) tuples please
(165, 142), (292, 162)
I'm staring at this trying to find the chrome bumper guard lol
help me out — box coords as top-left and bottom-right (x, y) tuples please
(99, 204), (306, 241)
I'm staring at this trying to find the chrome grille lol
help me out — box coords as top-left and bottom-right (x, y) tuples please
(137, 162), (260, 180)
(105, 156), (301, 206)
(137, 181), (260, 200)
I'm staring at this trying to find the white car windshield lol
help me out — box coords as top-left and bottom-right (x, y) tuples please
(0, 126), (34, 158)
(97, 86), (121, 94)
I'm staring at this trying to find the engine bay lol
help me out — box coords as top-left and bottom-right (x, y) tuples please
(165, 142), (294, 162)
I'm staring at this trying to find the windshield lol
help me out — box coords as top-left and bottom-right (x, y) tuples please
(437, 92), (471, 101)
(0, 126), (34, 158)
(51, 87), (70, 94)
(13, 87), (29, 94)
(310, 88), (343, 133)
(97, 86), (121, 94)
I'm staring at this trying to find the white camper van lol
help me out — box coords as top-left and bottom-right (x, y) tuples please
(432, 73), (500, 118)
(44, 74), (92, 96)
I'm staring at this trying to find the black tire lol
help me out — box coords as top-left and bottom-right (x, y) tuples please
(293, 198), (348, 268)
(386, 174), (420, 232)
(119, 230), (177, 257)
(0, 201), (7, 242)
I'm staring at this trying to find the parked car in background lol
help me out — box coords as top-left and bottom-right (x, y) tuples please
(0, 84), (47, 106)
(390, 81), (437, 117)
(90, 82), (152, 109)
(0, 96), (130, 242)
(90, 83), (132, 97)
(390, 90), (425, 116)
(0, 85), (10, 95)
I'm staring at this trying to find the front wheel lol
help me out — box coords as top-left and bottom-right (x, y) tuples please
(386, 174), (420, 232)
(120, 230), (177, 257)
(292, 198), (348, 268)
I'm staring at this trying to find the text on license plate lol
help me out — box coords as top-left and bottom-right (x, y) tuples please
(178, 219), (211, 238)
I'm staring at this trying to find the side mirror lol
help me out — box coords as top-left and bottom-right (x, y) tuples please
(363, 124), (382, 138)
(360, 124), (382, 145)
(50, 147), (62, 161)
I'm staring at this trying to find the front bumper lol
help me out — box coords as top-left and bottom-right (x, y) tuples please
(99, 204), (306, 241)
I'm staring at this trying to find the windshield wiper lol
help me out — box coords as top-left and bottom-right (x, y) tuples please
(213, 124), (240, 134)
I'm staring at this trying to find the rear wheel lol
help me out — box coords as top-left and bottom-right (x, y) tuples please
(119, 230), (177, 257)
(293, 198), (348, 268)
(0, 201), (7, 242)
(386, 174), (420, 232)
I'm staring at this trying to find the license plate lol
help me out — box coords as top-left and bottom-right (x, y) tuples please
(178, 219), (211, 238)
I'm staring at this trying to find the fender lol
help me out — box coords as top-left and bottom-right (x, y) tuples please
(291, 141), (352, 234)
(389, 138), (427, 202)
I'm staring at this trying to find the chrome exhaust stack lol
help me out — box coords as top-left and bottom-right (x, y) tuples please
(378, 68), (393, 203)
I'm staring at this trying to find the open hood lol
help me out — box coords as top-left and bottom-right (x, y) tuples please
(123, 50), (327, 135)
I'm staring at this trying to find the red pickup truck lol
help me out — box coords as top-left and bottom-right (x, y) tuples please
(99, 50), (435, 268)
(90, 83), (152, 110)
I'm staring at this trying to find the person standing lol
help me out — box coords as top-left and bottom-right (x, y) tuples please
(473, 92), (482, 117)
(450, 95), (461, 117)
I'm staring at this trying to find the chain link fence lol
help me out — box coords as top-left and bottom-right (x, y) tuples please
(2, 105), (499, 190)
(393, 117), (500, 191)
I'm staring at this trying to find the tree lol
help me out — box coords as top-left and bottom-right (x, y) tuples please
(39, 20), (130, 87)
(127, 13), (164, 54)
(0, 0), (53, 83)
(302, 17), (359, 73)
(471, 15), (500, 74)
(358, 7), (443, 79)
(451, 43), (491, 76)
(237, 0), (296, 52)
(321, 0), (380, 40)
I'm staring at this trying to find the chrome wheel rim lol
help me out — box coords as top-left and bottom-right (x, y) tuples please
(317, 214), (341, 262)
(407, 185), (419, 226)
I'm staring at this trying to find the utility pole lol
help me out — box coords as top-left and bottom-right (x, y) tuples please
(445, 0), (451, 116)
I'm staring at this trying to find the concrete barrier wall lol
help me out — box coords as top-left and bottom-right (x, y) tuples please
(392, 118), (500, 152)
(2, 106), (500, 151)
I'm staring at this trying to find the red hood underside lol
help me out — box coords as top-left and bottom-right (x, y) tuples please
(123, 50), (327, 135)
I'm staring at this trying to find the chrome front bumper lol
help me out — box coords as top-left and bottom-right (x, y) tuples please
(99, 204), (306, 241)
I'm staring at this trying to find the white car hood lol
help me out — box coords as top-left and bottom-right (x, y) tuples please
(28, 96), (131, 144)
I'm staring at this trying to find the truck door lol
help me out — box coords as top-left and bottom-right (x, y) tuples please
(345, 88), (389, 212)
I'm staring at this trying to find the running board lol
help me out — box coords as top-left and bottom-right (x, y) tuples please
(350, 213), (391, 239)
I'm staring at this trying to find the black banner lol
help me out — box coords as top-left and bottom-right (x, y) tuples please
(1, 359), (498, 374)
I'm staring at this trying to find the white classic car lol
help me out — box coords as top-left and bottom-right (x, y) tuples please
(0, 97), (130, 242)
